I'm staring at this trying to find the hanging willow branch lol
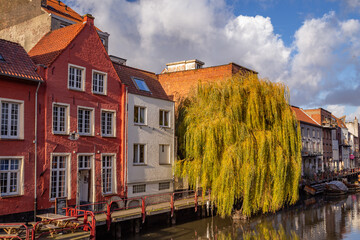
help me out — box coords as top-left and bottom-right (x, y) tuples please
(175, 73), (302, 217)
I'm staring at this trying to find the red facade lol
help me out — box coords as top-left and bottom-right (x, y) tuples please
(0, 16), (126, 218)
(0, 40), (43, 217)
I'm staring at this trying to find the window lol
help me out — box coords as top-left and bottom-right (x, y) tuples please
(68, 65), (85, 91)
(159, 110), (170, 127)
(78, 155), (91, 170)
(51, 155), (68, 199)
(307, 128), (310, 138)
(312, 129), (315, 137)
(159, 182), (170, 191)
(134, 106), (145, 125)
(101, 110), (115, 137)
(133, 144), (145, 164)
(60, 23), (67, 28)
(0, 54), (4, 61)
(102, 155), (114, 194)
(92, 70), (107, 95)
(100, 38), (106, 46)
(133, 78), (150, 92)
(78, 107), (93, 135)
(133, 184), (146, 194)
(0, 158), (21, 196)
(53, 104), (69, 134)
(1, 101), (21, 138)
(159, 144), (170, 164)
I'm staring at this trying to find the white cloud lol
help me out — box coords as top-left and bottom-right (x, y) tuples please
(64, 1), (360, 115)
(326, 104), (346, 117)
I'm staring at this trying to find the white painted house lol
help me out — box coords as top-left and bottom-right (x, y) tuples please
(112, 58), (175, 205)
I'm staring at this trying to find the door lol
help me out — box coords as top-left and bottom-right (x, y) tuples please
(79, 170), (90, 203)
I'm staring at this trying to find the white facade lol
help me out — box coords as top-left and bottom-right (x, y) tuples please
(300, 123), (323, 176)
(331, 129), (339, 171)
(340, 128), (350, 169)
(126, 93), (175, 202)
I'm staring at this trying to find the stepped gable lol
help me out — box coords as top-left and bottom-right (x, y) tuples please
(0, 39), (42, 81)
(28, 22), (85, 66)
(112, 63), (171, 101)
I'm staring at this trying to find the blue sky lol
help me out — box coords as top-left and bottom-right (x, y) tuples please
(65, 0), (360, 119)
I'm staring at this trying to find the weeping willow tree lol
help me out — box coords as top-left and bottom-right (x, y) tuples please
(175, 73), (302, 218)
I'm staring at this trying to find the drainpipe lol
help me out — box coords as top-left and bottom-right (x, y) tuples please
(34, 81), (41, 221)
(124, 86), (128, 197)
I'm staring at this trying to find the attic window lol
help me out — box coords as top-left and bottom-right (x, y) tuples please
(0, 54), (4, 61)
(133, 78), (151, 92)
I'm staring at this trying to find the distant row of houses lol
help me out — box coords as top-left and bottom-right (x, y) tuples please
(0, 0), (256, 220)
(291, 107), (359, 177)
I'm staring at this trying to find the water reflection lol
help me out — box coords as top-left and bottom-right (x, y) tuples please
(129, 194), (360, 240)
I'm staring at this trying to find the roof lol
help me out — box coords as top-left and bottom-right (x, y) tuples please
(332, 115), (347, 129)
(43, 0), (83, 24)
(28, 22), (85, 66)
(0, 39), (42, 82)
(291, 106), (321, 127)
(43, 0), (102, 32)
(112, 63), (171, 101)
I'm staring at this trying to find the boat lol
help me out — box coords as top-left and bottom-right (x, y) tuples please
(342, 181), (360, 193)
(324, 181), (348, 197)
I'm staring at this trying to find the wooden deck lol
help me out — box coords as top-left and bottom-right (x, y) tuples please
(79, 195), (210, 225)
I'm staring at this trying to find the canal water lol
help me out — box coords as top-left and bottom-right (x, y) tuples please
(126, 193), (360, 239)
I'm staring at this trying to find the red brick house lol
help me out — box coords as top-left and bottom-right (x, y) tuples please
(158, 60), (257, 107)
(28, 15), (126, 212)
(0, 39), (43, 219)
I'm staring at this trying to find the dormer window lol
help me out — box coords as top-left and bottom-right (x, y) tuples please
(100, 38), (106, 46)
(0, 54), (4, 62)
(133, 77), (150, 92)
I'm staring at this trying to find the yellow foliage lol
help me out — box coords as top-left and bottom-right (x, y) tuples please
(175, 73), (302, 217)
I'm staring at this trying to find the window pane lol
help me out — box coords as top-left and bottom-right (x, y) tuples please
(134, 107), (138, 123)
(133, 145), (138, 163)
(159, 111), (163, 126)
(164, 111), (169, 127)
(139, 145), (144, 163)
(139, 108), (144, 124)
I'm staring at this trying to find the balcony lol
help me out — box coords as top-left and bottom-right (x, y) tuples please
(302, 150), (323, 157)
(340, 139), (351, 147)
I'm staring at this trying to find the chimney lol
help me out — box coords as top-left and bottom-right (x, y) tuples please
(164, 59), (204, 73)
(83, 14), (95, 26)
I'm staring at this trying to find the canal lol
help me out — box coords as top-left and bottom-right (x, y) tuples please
(124, 193), (360, 239)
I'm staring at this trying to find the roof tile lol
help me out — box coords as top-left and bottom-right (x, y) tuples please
(112, 63), (171, 101)
(291, 106), (320, 126)
(28, 23), (85, 66)
(0, 39), (42, 82)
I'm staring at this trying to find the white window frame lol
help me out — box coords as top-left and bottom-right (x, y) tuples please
(159, 109), (170, 128)
(133, 144), (146, 165)
(77, 106), (95, 136)
(159, 182), (170, 191)
(159, 144), (171, 165)
(0, 98), (24, 140)
(52, 102), (70, 135)
(134, 106), (146, 125)
(101, 154), (116, 195)
(78, 154), (92, 170)
(101, 109), (116, 137)
(49, 153), (71, 200)
(92, 70), (107, 95)
(133, 184), (146, 194)
(0, 156), (24, 197)
(68, 64), (86, 91)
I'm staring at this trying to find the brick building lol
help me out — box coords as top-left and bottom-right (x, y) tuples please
(0, 39), (43, 219)
(158, 60), (257, 108)
(291, 106), (323, 176)
(27, 15), (126, 213)
(0, 0), (109, 52)
(303, 108), (336, 171)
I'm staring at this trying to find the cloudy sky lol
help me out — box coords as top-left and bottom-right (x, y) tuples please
(63, 0), (360, 119)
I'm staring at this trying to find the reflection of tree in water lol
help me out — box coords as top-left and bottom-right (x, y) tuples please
(216, 222), (299, 240)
